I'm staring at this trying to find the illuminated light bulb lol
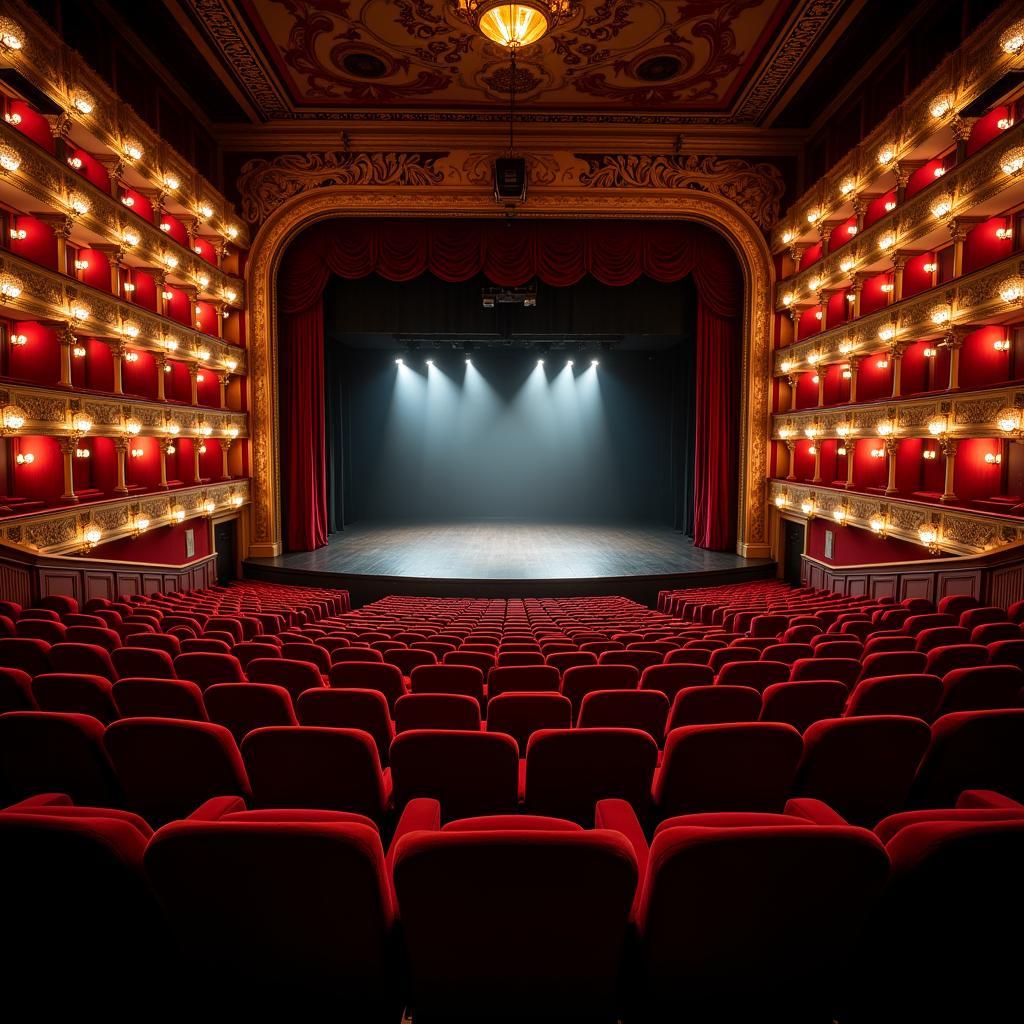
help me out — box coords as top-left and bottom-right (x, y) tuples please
(808, 276), (822, 291)
(224, 358), (237, 373)
(840, 257), (855, 273)
(1001, 148), (1024, 175)
(162, 290), (173, 301)
(839, 341), (854, 355)
(124, 351), (139, 363)
(778, 427), (794, 440)
(124, 142), (143, 162)
(122, 230), (140, 248)
(0, 20), (24, 51)
(800, 500), (815, 515)
(918, 526), (938, 547)
(807, 352), (822, 365)
(928, 419), (946, 436)
(1000, 21), (1024, 54)
(774, 494), (788, 508)
(931, 306), (951, 326)
(0, 279), (21, 300)
(782, 230), (794, 244)
(923, 262), (938, 273)
(881, 283), (894, 293)
(780, 360), (794, 374)
(842, 366), (852, 379)
(120, 325), (139, 340)
(203, 499), (216, 515)
(163, 175), (179, 191)
(159, 222), (171, 232)
(198, 443), (207, 454)
(871, 447), (885, 458)
(833, 507), (848, 524)
(877, 325), (895, 342)
(840, 179), (855, 196)
(130, 447), (143, 458)
(65, 155), (84, 171)
(3, 111), (20, 125)
(933, 166), (946, 177)
(165, 443), (175, 452)
(837, 446), (847, 456)
(225, 426), (239, 440)
(0, 145), (21, 172)
(999, 277), (1024, 303)
(165, 423), (180, 436)
(15, 450), (32, 464)
(923, 347), (937, 358)
(72, 94), (94, 115)
(199, 204), (214, 220)
(877, 146), (895, 165)
(83, 527), (102, 547)
(163, 254), (178, 269)
(1, 406), (25, 431)
(878, 232), (896, 251)
(72, 345), (86, 358)
(884, 201), (897, 212)
(806, 209), (820, 224)
(804, 426), (819, 439)
(782, 292), (795, 306)
(197, 275), (210, 288)
(134, 517), (150, 533)
(70, 196), (89, 216)
(847, 225), (858, 235)
(164, 364), (172, 373)
(566, 359), (574, 367)
(120, 195), (135, 208)
(876, 422), (893, 437)
(931, 196), (952, 219)
(71, 305), (88, 321)
(995, 338), (1011, 352)
(996, 227), (1013, 240)
(231, 494), (243, 507)
(814, 311), (823, 321)
(9, 333), (26, 346)
(997, 118), (1014, 131)
(196, 373), (205, 383)
(125, 420), (141, 435)
(172, 509), (185, 523)
(929, 96), (952, 119)
(163, 338), (179, 353)
(224, 289), (237, 303)
(194, 245), (203, 255)
(123, 282), (135, 294)
(73, 259), (89, 270)
(74, 447), (90, 459)
(922, 449), (937, 460)
(808, 444), (817, 455)
(72, 414), (91, 433)
(8, 228), (25, 240)
(985, 452), (1003, 464)
(846, 292), (856, 302)
(227, 225), (239, 240)
(197, 348), (211, 361)
(870, 517), (886, 533)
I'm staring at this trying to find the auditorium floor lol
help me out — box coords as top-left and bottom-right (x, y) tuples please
(254, 520), (770, 580)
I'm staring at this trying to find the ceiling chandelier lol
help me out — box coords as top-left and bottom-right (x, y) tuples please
(452, 1), (579, 49)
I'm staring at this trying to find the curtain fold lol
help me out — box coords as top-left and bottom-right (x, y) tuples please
(278, 219), (743, 553)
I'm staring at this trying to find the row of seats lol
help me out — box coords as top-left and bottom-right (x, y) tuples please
(4, 787), (1022, 1019)
(3, 708), (1022, 830)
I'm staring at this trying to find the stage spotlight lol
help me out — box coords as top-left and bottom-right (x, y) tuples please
(591, 359), (599, 367)
(395, 357), (404, 365)
(465, 357), (472, 364)
(537, 358), (545, 366)
(567, 359), (574, 367)
(426, 358), (434, 366)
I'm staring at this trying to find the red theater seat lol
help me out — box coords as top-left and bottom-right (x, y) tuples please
(858, 650), (928, 679)
(409, 664), (486, 707)
(0, 668), (35, 712)
(936, 664), (1024, 715)
(665, 685), (762, 730)
(561, 664), (639, 718)
(759, 680), (848, 732)
(639, 663), (713, 700)
(395, 692), (481, 733)
(715, 659), (790, 692)
(485, 692), (572, 751)
(844, 673), (943, 720)
(296, 688), (394, 764)
(487, 665), (559, 697)
(113, 677), (207, 721)
(15, 618), (66, 644)
(576, 689), (669, 741)
(204, 682), (298, 743)
(247, 657), (325, 700)
(31, 672), (119, 723)
(112, 646), (177, 680)
(173, 652), (246, 688)
(0, 637), (52, 676)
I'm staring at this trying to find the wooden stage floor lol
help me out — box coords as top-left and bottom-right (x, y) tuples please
(245, 520), (775, 606)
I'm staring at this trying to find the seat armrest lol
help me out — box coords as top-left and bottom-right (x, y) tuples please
(2, 793), (73, 811)
(956, 789), (1024, 810)
(387, 797), (441, 878)
(785, 797), (849, 825)
(596, 797), (649, 921)
(188, 795), (247, 821)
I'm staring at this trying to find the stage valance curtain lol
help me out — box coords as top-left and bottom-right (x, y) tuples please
(279, 219), (742, 552)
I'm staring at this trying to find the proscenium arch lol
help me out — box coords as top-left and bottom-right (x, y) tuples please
(244, 186), (775, 560)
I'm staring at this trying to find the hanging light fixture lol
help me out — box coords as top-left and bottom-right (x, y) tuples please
(452, 1), (577, 48)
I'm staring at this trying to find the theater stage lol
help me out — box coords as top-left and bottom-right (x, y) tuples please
(244, 521), (775, 607)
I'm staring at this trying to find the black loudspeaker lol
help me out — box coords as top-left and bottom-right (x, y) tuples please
(493, 157), (527, 202)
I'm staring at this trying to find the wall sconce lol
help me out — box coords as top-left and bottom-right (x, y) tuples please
(933, 166), (946, 178)
(130, 447), (143, 458)
(72, 414), (92, 434)
(196, 348), (211, 362)
(162, 290), (174, 302)
(876, 356), (890, 368)
(132, 516), (150, 536)
(811, 374), (820, 385)
(74, 447), (90, 459)
(871, 447), (886, 458)
(224, 358), (238, 373)
(877, 145), (895, 166)
(782, 292), (795, 307)
(774, 493), (788, 509)
(72, 93), (94, 115)
(162, 337), (179, 354)
(922, 449), (938, 460)
(806, 210), (820, 225)
(923, 262), (938, 273)
(198, 425), (213, 438)
(1001, 149), (1024, 176)
(0, 278), (23, 301)
(927, 418), (947, 437)
(884, 201), (897, 213)
(8, 227), (26, 240)
(839, 178), (855, 196)
(930, 305), (952, 326)
(923, 347), (937, 358)
(878, 232), (896, 251)
(224, 289), (237, 304)
(162, 254), (179, 270)
(171, 508), (185, 524)
(15, 451), (33, 464)
(780, 360), (794, 374)
(202, 499), (216, 516)
(9, 332), (26, 346)
(122, 282), (136, 295)
(840, 257), (855, 273)
(230, 493), (244, 508)
(918, 525), (940, 554)
(880, 283), (894, 294)
(877, 325), (895, 343)
(124, 351), (139, 363)
(196, 373), (205, 383)
(808, 444), (817, 455)
(0, 145), (21, 173)
(122, 229), (140, 248)
(0, 18), (24, 51)
(994, 337), (1011, 352)
(198, 443), (207, 455)
(224, 426), (239, 440)
(120, 195), (135, 208)
(226, 226), (239, 241)
(985, 451), (1003, 465)
(832, 507), (849, 526)
(997, 117), (1014, 131)
(800, 499), (815, 517)
(869, 516), (888, 538)
(197, 274), (210, 289)
(929, 95), (952, 119)
(930, 196), (953, 219)
(996, 227), (1013, 241)
(778, 427), (794, 441)
(71, 305), (89, 322)
(999, 277), (1024, 304)
(876, 422), (893, 437)
(124, 419), (141, 436)
(847, 225), (858, 236)
(72, 345), (86, 358)
(74, 259), (89, 271)
(67, 155), (82, 170)
(841, 365), (852, 379)
(198, 204), (214, 221)
(83, 526), (102, 550)
(1000, 20), (1024, 54)
(0, 404), (26, 433)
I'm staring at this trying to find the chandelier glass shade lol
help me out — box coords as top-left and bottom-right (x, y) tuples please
(453, 1), (577, 48)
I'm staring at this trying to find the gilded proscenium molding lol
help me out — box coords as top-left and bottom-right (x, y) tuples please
(0, 480), (251, 555)
(774, 117), (1024, 308)
(575, 155), (785, 231)
(771, 3), (1024, 250)
(0, 382), (247, 438)
(772, 384), (1024, 440)
(244, 185), (775, 560)
(769, 480), (1024, 556)
(0, 252), (248, 375)
(237, 152), (449, 224)
(235, 149), (786, 231)
(0, 121), (245, 304)
(772, 253), (1024, 374)
(0, 0), (249, 249)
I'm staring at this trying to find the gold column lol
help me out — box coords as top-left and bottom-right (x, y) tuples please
(892, 253), (908, 302)
(845, 441), (856, 488)
(951, 115), (976, 163)
(891, 344), (907, 399)
(812, 444), (823, 483)
(817, 289), (829, 333)
(946, 331), (964, 391)
(787, 244), (807, 275)
(193, 442), (202, 484)
(950, 221), (968, 279)
(36, 214), (72, 276)
(847, 360), (859, 404)
(58, 324), (74, 388)
(884, 438), (899, 496)
(188, 365), (199, 406)
(158, 439), (172, 489)
(817, 370), (825, 408)
(221, 439), (232, 480)
(789, 308), (801, 344)
(852, 195), (867, 234)
(851, 275), (865, 320)
(218, 372), (229, 410)
(114, 437), (129, 494)
(785, 440), (797, 482)
(59, 438), (77, 501)
(940, 438), (958, 504)
(155, 355), (167, 401)
(213, 302), (224, 340)
(157, 273), (170, 317)
(111, 341), (125, 396)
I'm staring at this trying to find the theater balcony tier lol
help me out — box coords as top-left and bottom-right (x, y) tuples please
(772, 119), (1024, 312)
(0, 251), (247, 379)
(768, 479), (1024, 556)
(0, 477), (250, 555)
(0, 121), (244, 304)
(0, 1), (248, 251)
(771, 252), (1024, 376)
(771, 5), (1024, 253)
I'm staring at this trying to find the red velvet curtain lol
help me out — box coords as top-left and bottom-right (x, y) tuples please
(278, 219), (742, 552)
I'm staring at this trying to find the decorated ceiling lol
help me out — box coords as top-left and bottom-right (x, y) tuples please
(169, 0), (856, 123)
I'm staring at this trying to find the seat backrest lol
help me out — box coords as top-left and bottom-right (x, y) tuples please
(394, 692), (481, 734)
(576, 689), (669, 741)
(125, 632), (181, 656)
(231, 642), (281, 671)
(111, 646), (176, 681)
(443, 650), (496, 674)
(663, 648), (712, 665)
(665, 685), (762, 731)
(332, 647), (385, 664)
(204, 682), (298, 743)
(392, 828), (636, 1022)
(65, 626), (121, 652)
(715, 660), (790, 693)
(859, 650), (928, 681)
(794, 715), (931, 826)
(639, 663), (714, 701)
(561, 664), (640, 718)
(31, 673), (119, 724)
(524, 727), (658, 824)
(247, 657), (324, 700)
(597, 650), (663, 671)
(655, 722), (803, 817)
(390, 730), (519, 821)
(790, 657), (860, 686)
(145, 815), (399, 1008)
(708, 647), (760, 673)
(759, 680), (848, 733)
(844, 673), (943, 720)
(485, 692), (572, 751)
(0, 711), (120, 805)
(409, 664), (485, 706)
(104, 717), (250, 825)
(328, 661), (406, 710)
(812, 640), (864, 660)
(544, 651), (597, 673)
(48, 643), (118, 682)
(0, 637), (52, 676)
(496, 651), (545, 667)
(936, 664), (1024, 716)
(173, 652), (245, 688)
(295, 688), (394, 764)
(487, 665), (560, 698)
(280, 642), (331, 673)
(924, 644), (989, 678)
(0, 667), (35, 713)
(112, 677), (207, 722)
(636, 824), (889, 1020)
(241, 726), (389, 819)
(959, 606), (1009, 630)
(385, 648), (437, 675)
(15, 618), (66, 644)
(760, 643), (813, 666)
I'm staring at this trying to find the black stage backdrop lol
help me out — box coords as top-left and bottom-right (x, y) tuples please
(324, 273), (697, 531)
